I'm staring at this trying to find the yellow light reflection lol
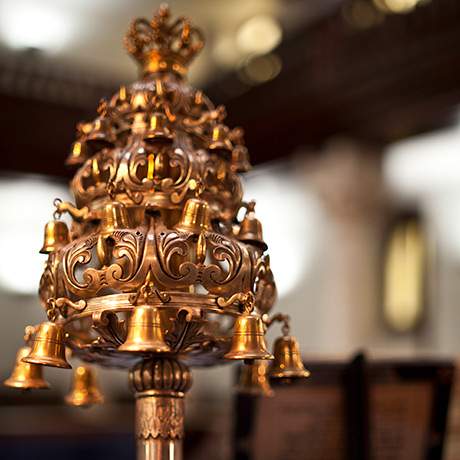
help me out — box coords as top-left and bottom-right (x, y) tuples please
(373, 0), (421, 13)
(383, 218), (426, 332)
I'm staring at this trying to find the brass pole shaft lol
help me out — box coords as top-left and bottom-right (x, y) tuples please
(130, 358), (192, 460)
(135, 391), (185, 460)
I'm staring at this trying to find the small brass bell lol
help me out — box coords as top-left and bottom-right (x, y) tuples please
(86, 118), (114, 152)
(119, 306), (171, 353)
(4, 346), (50, 390)
(66, 140), (88, 166)
(231, 145), (251, 173)
(65, 366), (104, 408)
(224, 312), (273, 361)
(175, 198), (210, 234)
(237, 360), (274, 397)
(144, 112), (173, 144)
(131, 91), (148, 110)
(100, 201), (130, 235)
(237, 202), (267, 251)
(208, 124), (233, 156)
(269, 335), (310, 379)
(23, 322), (71, 369)
(40, 220), (70, 254)
(131, 113), (147, 134)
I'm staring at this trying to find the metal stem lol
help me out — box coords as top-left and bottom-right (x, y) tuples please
(130, 358), (192, 460)
(135, 392), (185, 460)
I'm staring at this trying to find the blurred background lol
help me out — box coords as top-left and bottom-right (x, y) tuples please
(1, 0), (460, 458)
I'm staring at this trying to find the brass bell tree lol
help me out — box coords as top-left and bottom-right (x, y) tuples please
(5, 5), (309, 460)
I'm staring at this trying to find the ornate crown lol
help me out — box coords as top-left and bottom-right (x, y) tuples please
(125, 4), (205, 76)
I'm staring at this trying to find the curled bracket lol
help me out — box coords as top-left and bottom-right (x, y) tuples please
(216, 291), (255, 313)
(54, 198), (91, 221)
(46, 297), (87, 321)
(264, 313), (291, 336)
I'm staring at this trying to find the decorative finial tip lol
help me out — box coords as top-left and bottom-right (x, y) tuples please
(124, 4), (205, 77)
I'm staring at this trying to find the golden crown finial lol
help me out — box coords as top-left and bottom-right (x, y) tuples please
(125, 4), (205, 77)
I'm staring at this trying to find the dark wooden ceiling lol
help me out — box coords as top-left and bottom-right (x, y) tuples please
(0, 0), (459, 178)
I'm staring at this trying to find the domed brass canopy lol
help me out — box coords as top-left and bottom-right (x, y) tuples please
(237, 203), (267, 251)
(237, 360), (274, 397)
(144, 112), (173, 144)
(269, 335), (310, 379)
(4, 346), (50, 390)
(119, 305), (171, 353)
(65, 366), (104, 408)
(23, 322), (71, 369)
(224, 313), (273, 361)
(175, 197), (210, 234)
(39, 220), (70, 254)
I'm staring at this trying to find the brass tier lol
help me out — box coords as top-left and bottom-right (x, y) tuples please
(69, 73), (247, 222)
(39, 216), (275, 310)
(53, 290), (269, 368)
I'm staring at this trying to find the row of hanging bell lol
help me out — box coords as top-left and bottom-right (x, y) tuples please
(236, 336), (310, 397)
(173, 194), (267, 254)
(66, 106), (173, 165)
(225, 307), (309, 374)
(4, 352), (103, 408)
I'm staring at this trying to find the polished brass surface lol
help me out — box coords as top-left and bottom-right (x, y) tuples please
(4, 346), (50, 390)
(269, 335), (310, 379)
(174, 197), (210, 234)
(237, 201), (267, 251)
(144, 112), (173, 144)
(225, 309), (273, 361)
(237, 360), (273, 397)
(23, 322), (71, 369)
(65, 366), (104, 407)
(39, 220), (69, 254)
(11, 5), (307, 460)
(119, 306), (171, 353)
(101, 201), (131, 235)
